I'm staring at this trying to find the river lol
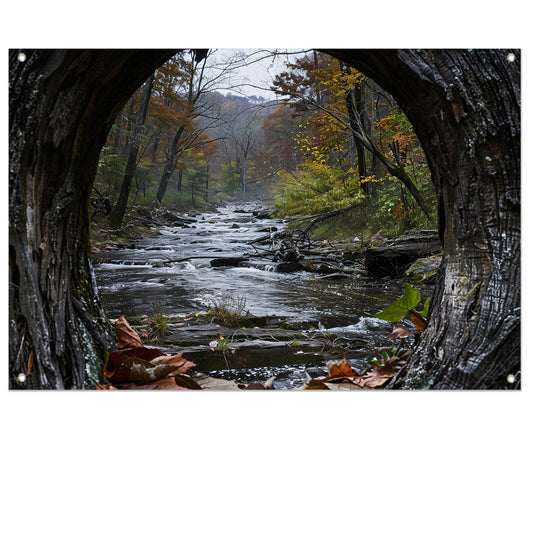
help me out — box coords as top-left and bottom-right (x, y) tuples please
(93, 203), (432, 388)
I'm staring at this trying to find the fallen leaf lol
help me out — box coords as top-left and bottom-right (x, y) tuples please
(385, 322), (415, 341)
(173, 375), (203, 390)
(355, 350), (412, 388)
(103, 351), (131, 382)
(303, 379), (331, 390)
(113, 315), (144, 349)
(129, 361), (179, 383)
(410, 311), (427, 333)
(103, 348), (195, 385)
(95, 382), (119, 390)
(326, 357), (358, 381)
(149, 377), (191, 390)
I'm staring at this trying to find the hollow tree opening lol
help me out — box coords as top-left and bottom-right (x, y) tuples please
(9, 49), (520, 389)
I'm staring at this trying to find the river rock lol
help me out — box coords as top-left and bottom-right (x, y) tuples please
(275, 261), (301, 273)
(210, 256), (247, 267)
(365, 230), (441, 277)
(253, 209), (276, 219)
(404, 254), (442, 283)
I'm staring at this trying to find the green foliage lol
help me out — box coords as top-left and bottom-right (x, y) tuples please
(274, 165), (365, 216)
(210, 295), (249, 328)
(221, 162), (241, 197)
(375, 283), (421, 321)
(374, 283), (431, 322)
(419, 296), (432, 319)
(147, 311), (168, 342)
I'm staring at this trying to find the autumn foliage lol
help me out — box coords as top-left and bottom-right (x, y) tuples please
(95, 316), (200, 390)
(303, 352), (411, 390)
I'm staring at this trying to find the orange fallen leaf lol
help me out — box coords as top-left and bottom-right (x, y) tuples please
(410, 311), (427, 334)
(325, 357), (359, 381)
(303, 379), (331, 390)
(112, 315), (144, 349)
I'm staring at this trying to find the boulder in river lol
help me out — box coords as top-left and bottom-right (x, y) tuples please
(210, 256), (247, 267)
(253, 209), (276, 219)
(365, 230), (442, 278)
(404, 254), (442, 283)
(275, 261), (301, 273)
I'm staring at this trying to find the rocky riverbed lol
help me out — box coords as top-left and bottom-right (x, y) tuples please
(91, 202), (439, 389)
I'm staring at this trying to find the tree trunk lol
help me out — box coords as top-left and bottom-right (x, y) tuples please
(177, 168), (183, 193)
(328, 49), (520, 389)
(345, 87), (368, 188)
(156, 124), (185, 203)
(108, 72), (155, 228)
(241, 157), (247, 200)
(9, 49), (175, 389)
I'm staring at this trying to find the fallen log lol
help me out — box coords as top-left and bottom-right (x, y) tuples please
(365, 231), (441, 277)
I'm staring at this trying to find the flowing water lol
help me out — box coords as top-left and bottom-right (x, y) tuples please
(93, 203), (432, 388)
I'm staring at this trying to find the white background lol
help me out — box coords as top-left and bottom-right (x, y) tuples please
(1, 2), (530, 532)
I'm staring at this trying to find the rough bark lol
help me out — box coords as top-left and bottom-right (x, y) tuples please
(9, 49), (175, 389)
(327, 49), (520, 389)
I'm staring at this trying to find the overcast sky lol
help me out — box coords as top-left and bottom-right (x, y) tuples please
(207, 48), (308, 98)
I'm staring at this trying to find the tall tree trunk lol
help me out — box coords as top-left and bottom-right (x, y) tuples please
(177, 168), (183, 193)
(9, 49), (175, 389)
(328, 49), (520, 389)
(241, 157), (248, 200)
(156, 124), (185, 203)
(345, 87), (368, 190)
(204, 163), (209, 200)
(108, 72), (155, 228)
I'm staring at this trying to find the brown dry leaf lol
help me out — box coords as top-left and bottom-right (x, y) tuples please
(385, 322), (415, 341)
(303, 379), (331, 390)
(129, 361), (180, 383)
(148, 377), (195, 390)
(326, 357), (359, 381)
(173, 374), (203, 390)
(410, 311), (427, 333)
(356, 350), (412, 388)
(103, 351), (130, 381)
(113, 315), (144, 349)
(150, 353), (195, 373)
(95, 382), (119, 390)
(104, 348), (196, 385)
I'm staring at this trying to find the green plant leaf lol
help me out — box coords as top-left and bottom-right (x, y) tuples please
(419, 297), (432, 319)
(374, 283), (421, 322)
